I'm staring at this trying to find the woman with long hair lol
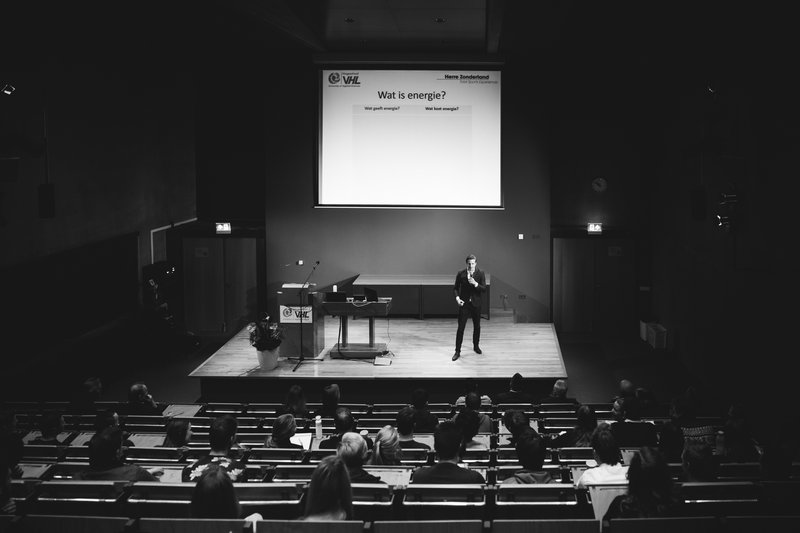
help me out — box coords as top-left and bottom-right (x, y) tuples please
(302, 455), (353, 521)
(191, 463), (263, 522)
(550, 404), (598, 448)
(368, 425), (402, 465)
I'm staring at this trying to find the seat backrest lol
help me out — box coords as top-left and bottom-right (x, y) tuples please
(723, 515), (800, 533)
(16, 514), (131, 533)
(609, 516), (717, 533)
(492, 519), (600, 533)
(373, 520), (483, 533)
(403, 484), (485, 504)
(138, 517), (252, 533)
(586, 483), (628, 520)
(254, 520), (364, 533)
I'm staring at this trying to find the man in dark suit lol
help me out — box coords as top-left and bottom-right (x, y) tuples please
(453, 253), (486, 361)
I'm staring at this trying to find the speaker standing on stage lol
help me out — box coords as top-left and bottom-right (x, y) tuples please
(453, 253), (486, 361)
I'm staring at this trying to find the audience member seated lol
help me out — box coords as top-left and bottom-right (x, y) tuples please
(410, 388), (440, 433)
(501, 409), (534, 446)
(265, 414), (303, 449)
(276, 384), (311, 421)
(163, 418), (192, 448)
(455, 409), (483, 452)
(318, 407), (373, 450)
(681, 441), (717, 482)
(337, 432), (383, 483)
(503, 431), (558, 484)
(453, 378), (492, 408)
(368, 425), (402, 465)
(302, 455), (353, 521)
(70, 376), (103, 411)
(717, 403), (761, 463)
(191, 463), (263, 522)
(610, 396), (658, 447)
(495, 373), (533, 405)
(410, 420), (485, 484)
(539, 379), (579, 405)
(1, 447), (16, 515)
(29, 411), (66, 445)
(453, 392), (492, 433)
(0, 409), (23, 479)
(604, 447), (683, 520)
(670, 388), (715, 448)
(126, 382), (164, 415)
(759, 439), (793, 481)
(550, 404), (597, 448)
(396, 406), (431, 450)
(576, 424), (628, 488)
(183, 415), (247, 482)
(75, 426), (161, 481)
(613, 379), (637, 402)
(95, 409), (134, 447)
(313, 384), (341, 419)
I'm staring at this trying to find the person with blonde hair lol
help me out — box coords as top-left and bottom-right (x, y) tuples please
(338, 432), (383, 483)
(302, 455), (354, 521)
(369, 425), (402, 465)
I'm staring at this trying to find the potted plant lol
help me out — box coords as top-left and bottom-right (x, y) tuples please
(247, 313), (285, 370)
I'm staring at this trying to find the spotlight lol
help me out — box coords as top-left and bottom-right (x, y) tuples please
(215, 222), (231, 234)
(716, 214), (730, 228)
(1, 83), (15, 96)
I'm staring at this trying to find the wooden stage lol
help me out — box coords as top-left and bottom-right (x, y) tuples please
(190, 316), (567, 402)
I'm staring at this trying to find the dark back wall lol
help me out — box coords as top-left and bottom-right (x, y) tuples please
(262, 54), (552, 322)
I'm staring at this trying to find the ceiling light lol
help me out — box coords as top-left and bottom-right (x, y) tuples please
(1, 83), (15, 96)
(433, 17), (447, 24)
(344, 17), (355, 23)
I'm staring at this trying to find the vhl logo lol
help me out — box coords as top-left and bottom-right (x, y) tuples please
(329, 72), (360, 86)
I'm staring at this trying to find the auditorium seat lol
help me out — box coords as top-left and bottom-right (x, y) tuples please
(12, 514), (132, 533)
(245, 447), (306, 464)
(586, 483), (628, 520)
(723, 515), (800, 533)
(492, 519), (600, 533)
(398, 448), (431, 466)
(758, 480), (800, 515)
(554, 448), (594, 465)
(29, 479), (130, 516)
(401, 484), (486, 520)
(715, 462), (762, 481)
(254, 520), (364, 533)
(373, 520), (483, 533)
(266, 464), (317, 482)
(200, 402), (245, 416)
(234, 482), (305, 519)
(351, 482), (395, 521)
(495, 483), (589, 520)
(678, 481), (760, 517)
(44, 461), (90, 480)
(137, 517), (252, 533)
(494, 465), (568, 484)
(22, 445), (65, 462)
(123, 447), (185, 464)
(124, 482), (195, 518)
(608, 516), (718, 533)
(242, 402), (282, 415)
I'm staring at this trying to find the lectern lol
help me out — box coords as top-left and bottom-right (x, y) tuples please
(323, 298), (392, 358)
(277, 284), (325, 360)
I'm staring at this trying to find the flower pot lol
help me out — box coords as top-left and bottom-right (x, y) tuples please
(257, 347), (280, 370)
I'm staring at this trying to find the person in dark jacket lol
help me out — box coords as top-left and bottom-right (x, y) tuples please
(75, 426), (160, 481)
(410, 421), (485, 484)
(604, 447), (682, 520)
(503, 430), (558, 484)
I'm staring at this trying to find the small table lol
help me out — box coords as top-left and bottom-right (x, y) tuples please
(322, 298), (392, 358)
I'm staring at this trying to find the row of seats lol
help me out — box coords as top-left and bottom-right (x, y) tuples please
(8, 478), (800, 521)
(3, 515), (799, 533)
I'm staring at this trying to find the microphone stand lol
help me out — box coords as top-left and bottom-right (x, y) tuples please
(293, 261), (319, 372)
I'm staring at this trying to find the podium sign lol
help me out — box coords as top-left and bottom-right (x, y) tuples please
(278, 284), (324, 359)
(279, 305), (313, 324)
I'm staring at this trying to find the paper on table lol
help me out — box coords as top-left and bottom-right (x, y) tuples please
(163, 404), (202, 418)
(291, 433), (312, 450)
